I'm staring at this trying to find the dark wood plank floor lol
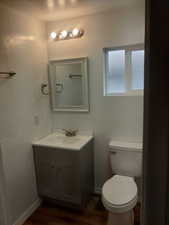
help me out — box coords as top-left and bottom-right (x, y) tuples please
(23, 196), (140, 225)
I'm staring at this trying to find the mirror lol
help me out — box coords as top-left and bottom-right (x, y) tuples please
(48, 57), (89, 112)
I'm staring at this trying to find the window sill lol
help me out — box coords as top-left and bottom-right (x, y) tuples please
(104, 90), (144, 96)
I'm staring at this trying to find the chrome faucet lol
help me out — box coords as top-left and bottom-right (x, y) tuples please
(62, 129), (78, 137)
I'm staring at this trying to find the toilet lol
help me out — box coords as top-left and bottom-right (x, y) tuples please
(102, 140), (142, 225)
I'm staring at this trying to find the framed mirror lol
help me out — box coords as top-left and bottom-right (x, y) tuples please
(48, 57), (89, 112)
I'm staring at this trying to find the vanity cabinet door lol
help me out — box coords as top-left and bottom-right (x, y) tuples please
(34, 157), (58, 198)
(34, 147), (82, 206)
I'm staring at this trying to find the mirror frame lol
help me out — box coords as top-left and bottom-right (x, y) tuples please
(48, 57), (89, 112)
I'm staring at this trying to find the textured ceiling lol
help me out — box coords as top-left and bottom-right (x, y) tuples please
(0, 0), (144, 21)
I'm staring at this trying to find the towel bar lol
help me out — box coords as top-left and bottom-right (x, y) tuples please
(0, 71), (16, 78)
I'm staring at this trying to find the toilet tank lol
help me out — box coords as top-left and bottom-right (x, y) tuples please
(109, 140), (142, 177)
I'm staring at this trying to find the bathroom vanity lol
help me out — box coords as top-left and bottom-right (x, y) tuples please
(33, 132), (94, 209)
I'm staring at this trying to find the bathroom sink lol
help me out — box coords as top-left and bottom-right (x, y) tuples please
(32, 132), (93, 150)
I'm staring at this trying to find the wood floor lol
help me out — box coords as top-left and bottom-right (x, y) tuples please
(23, 196), (140, 225)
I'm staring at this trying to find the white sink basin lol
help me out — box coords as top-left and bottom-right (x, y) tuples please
(32, 132), (93, 150)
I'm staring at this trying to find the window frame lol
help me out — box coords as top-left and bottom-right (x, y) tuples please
(103, 44), (144, 96)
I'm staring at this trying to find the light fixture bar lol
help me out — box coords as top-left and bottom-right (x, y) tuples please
(50, 28), (84, 41)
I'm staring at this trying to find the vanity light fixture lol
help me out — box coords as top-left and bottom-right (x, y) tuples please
(50, 28), (84, 41)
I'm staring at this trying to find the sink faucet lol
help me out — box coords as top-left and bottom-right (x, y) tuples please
(62, 129), (78, 137)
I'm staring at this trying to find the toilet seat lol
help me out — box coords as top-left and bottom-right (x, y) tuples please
(102, 175), (138, 213)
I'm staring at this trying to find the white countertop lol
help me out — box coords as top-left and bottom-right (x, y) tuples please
(32, 132), (93, 150)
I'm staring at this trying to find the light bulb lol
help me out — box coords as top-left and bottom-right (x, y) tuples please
(50, 32), (57, 39)
(69, 32), (73, 38)
(72, 28), (80, 37)
(59, 30), (68, 39)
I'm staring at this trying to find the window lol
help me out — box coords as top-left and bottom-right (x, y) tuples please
(104, 45), (144, 96)
(131, 50), (144, 90)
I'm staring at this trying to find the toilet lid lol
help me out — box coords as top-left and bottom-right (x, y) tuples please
(102, 175), (137, 206)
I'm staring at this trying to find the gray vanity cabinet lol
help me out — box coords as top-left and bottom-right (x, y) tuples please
(33, 140), (94, 209)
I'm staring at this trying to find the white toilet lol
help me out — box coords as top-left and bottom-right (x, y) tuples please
(102, 140), (142, 225)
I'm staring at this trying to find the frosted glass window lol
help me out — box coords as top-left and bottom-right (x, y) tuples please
(104, 46), (144, 96)
(131, 50), (144, 90)
(106, 50), (125, 94)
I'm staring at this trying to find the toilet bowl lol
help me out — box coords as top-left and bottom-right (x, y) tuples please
(102, 175), (137, 225)
(102, 140), (142, 225)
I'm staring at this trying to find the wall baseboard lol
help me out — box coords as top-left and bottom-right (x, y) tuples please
(13, 199), (41, 225)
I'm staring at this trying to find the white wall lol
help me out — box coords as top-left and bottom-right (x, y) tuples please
(0, 4), (51, 225)
(46, 7), (145, 191)
(0, 145), (8, 225)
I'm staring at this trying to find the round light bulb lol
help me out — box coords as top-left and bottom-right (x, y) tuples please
(50, 32), (57, 39)
(69, 33), (73, 38)
(59, 30), (68, 39)
(72, 28), (80, 37)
